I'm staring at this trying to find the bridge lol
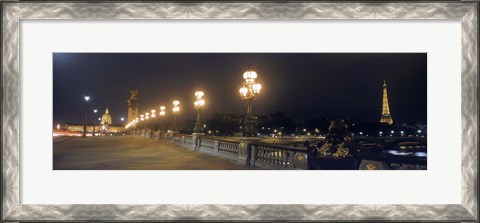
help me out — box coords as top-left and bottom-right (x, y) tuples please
(53, 130), (426, 170)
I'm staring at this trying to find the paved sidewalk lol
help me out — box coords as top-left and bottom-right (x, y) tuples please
(53, 136), (260, 170)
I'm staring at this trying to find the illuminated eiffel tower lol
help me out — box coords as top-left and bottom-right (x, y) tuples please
(380, 80), (394, 125)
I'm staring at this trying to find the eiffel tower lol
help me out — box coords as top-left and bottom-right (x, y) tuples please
(380, 80), (394, 125)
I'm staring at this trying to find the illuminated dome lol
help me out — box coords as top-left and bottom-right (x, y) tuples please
(101, 107), (112, 125)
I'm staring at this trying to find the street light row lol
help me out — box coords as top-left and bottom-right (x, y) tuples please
(125, 91), (206, 132)
(125, 66), (262, 136)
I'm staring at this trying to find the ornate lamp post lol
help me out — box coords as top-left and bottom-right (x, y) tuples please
(145, 112), (150, 130)
(159, 106), (166, 131)
(135, 117), (139, 135)
(239, 67), (262, 137)
(151, 110), (156, 118)
(157, 106), (166, 139)
(140, 114), (145, 135)
(172, 100), (180, 132)
(193, 91), (205, 134)
(82, 94), (90, 138)
(92, 109), (98, 136)
(150, 109), (156, 131)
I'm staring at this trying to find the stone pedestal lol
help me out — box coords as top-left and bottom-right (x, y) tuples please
(191, 133), (205, 151)
(238, 137), (260, 164)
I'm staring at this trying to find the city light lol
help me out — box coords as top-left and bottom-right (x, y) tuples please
(84, 95), (90, 101)
(93, 109), (97, 113)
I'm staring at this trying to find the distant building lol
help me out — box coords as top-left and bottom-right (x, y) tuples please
(380, 80), (394, 125)
(57, 123), (124, 134)
(101, 107), (112, 125)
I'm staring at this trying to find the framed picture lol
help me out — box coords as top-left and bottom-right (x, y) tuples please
(2, 1), (478, 222)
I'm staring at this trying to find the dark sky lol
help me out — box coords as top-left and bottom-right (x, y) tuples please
(53, 53), (427, 125)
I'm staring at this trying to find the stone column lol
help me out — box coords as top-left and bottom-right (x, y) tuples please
(191, 133), (204, 151)
(250, 144), (257, 166)
(238, 142), (249, 164)
(191, 135), (198, 151)
(214, 140), (219, 152)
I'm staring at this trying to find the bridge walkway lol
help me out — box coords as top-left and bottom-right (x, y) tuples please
(53, 136), (260, 170)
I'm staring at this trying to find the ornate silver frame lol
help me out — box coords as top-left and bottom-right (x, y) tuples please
(1, 2), (478, 222)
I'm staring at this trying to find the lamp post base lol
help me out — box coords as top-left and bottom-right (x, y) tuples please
(243, 115), (257, 137)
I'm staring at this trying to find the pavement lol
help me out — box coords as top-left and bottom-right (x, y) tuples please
(53, 136), (261, 170)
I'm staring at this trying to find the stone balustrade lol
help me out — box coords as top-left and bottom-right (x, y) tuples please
(129, 130), (309, 170)
(127, 130), (426, 170)
(250, 142), (308, 170)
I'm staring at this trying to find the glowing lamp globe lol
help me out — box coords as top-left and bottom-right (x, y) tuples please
(243, 70), (257, 80)
(252, 83), (262, 93)
(239, 87), (248, 96)
(195, 91), (204, 99)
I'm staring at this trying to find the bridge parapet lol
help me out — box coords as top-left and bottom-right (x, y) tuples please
(127, 131), (425, 170)
(129, 130), (308, 170)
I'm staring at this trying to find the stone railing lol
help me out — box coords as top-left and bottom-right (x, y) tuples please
(129, 130), (308, 170)
(250, 142), (308, 170)
(130, 130), (426, 170)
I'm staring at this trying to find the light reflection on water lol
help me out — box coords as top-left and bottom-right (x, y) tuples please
(386, 150), (427, 157)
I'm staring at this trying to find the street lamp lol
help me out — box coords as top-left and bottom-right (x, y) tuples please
(239, 66), (262, 137)
(150, 109), (157, 131)
(135, 117), (140, 135)
(82, 94), (90, 138)
(143, 112), (150, 136)
(92, 109), (98, 136)
(159, 106), (166, 131)
(193, 91), (205, 134)
(172, 100), (180, 132)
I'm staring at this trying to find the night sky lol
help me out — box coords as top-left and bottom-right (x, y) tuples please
(53, 53), (427, 125)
